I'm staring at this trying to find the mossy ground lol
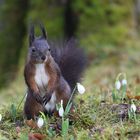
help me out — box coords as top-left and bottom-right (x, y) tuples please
(1, 41), (140, 140)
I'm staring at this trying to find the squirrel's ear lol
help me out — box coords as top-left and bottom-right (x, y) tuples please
(40, 23), (47, 39)
(29, 25), (35, 46)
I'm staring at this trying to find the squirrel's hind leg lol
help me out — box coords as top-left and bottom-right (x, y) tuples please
(24, 92), (44, 120)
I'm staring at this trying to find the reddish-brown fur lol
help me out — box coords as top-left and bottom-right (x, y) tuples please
(24, 54), (71, 119)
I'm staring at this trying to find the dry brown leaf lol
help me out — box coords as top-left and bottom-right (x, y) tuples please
(135, 76), (140, 84)
(135, 96), (140, 99)
(28, 133), (46, 140)
(53, 111), (59, 117)
(25, 119), (38, 129)
(126, 91), (140, 100)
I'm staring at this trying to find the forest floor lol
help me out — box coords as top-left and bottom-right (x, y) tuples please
(0, 40), (140, 140)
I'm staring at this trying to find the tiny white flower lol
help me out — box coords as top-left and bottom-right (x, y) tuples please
(59, 100), (64, 117)
(0, 114), (2, 122)
(130, 103), (137, 113)
(37, 117), (44, 128)
(115, 80), (121, 90)
(77, 83), (85, 94)
(59, 107), (64, 117)
(122, 79), (127, 86)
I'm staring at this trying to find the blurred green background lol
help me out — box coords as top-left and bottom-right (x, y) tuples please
(0, 0), (139, 89)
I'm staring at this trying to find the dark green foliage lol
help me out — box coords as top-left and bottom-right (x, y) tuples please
(26, 0), (64, 38)
(0, 0), (136, 87)
(0, 0), (29, 87)
(73, 0), (134, 45)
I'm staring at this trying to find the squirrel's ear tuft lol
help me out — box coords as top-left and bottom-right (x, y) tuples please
(29, 25), (35, 46)
(40, 23), (47, 39)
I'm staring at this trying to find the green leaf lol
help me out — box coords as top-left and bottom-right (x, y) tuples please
(70, 135), (75, 140)
(122, 85), (126, 100)
(20, 133), (28, 140)
(47, 127), (56, 138)
(39, 111), (47, 122)
(128, 109), (131, 119)
(10, 104), (17, 122)
(64, 102), (72, 116)
(112, 90), (116, 102)
(56, 104), (60, 111)
(62, 118), (69, 137)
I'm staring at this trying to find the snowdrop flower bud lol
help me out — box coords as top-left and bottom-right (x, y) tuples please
(59, 100), (64, 117)
(115, 80), (121, 90)
(130, 103), (137, 113)
(37, 117), (44, 128)
(0, 114), (2, 122)
(77, 83), (85, 94)
(122, 79), (127, 86)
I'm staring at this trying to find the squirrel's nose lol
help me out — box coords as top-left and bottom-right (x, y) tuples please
(41, 55), (46, 61)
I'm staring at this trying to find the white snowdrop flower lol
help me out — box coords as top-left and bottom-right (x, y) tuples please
(37, 117), (44, 128)
(59, 100), (64, 117)
(77, 83), (85, 94)
(0, 114), (2, 121)
(115, 80), (121, 90)
(130, 103), (137, 113)
(122, 79), (127, 86)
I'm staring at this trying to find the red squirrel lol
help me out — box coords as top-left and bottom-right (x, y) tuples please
(24, 24), (87, 119)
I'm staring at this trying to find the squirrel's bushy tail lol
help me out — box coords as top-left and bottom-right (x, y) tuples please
(51, 39), (87, 90)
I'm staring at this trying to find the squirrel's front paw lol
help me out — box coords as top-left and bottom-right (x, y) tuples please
(32, 93), (43, 104)
(43, 94), (52, 104)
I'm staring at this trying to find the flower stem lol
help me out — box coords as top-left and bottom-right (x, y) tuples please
(16, 93), (26, 112)
(66, 86), (76, 108)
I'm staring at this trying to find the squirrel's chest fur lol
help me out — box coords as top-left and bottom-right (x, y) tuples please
(34, 63), (56, 111)
(34, 63), (49, 95)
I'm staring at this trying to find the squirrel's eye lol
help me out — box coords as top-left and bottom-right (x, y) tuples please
(32, 48), (36, 52)
(48, 48), (51, 51)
